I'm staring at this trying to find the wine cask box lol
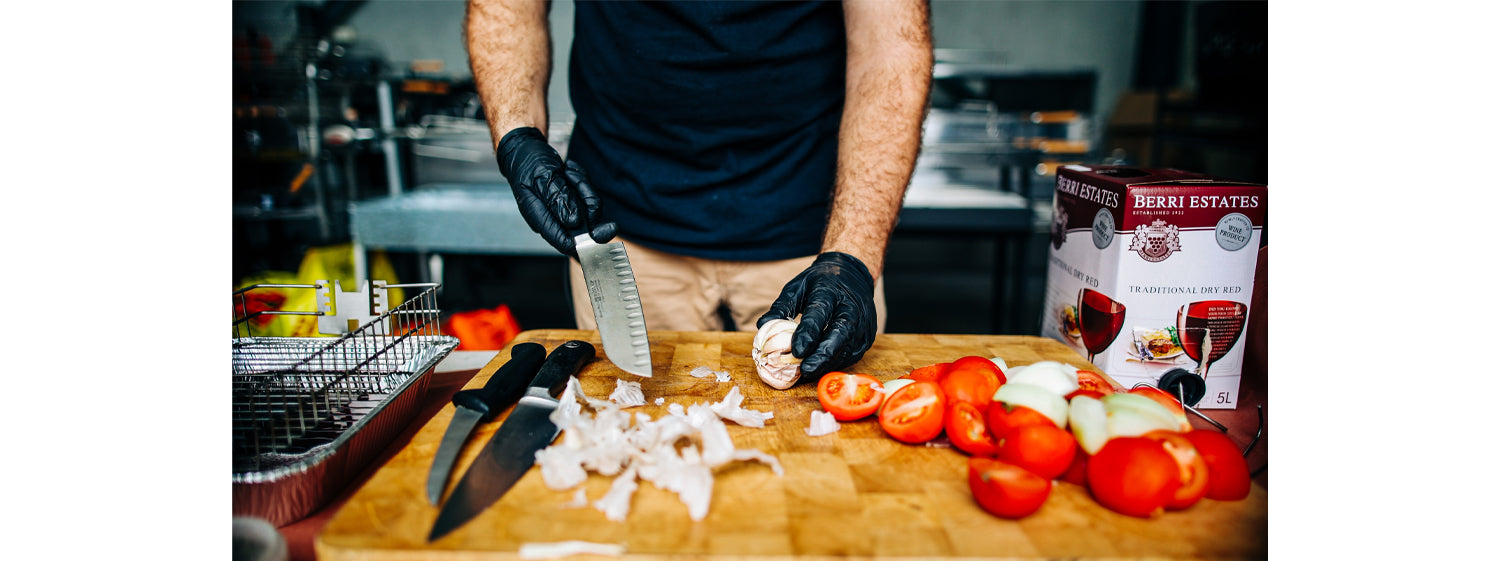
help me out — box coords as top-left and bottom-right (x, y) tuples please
(1039, 165), (1266, 409)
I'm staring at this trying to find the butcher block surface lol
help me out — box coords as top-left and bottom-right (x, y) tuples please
(316, 330), (1267, 560)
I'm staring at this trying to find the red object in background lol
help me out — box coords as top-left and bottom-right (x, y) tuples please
(442, 304), (522, 351)
(236, 290), (287, 330)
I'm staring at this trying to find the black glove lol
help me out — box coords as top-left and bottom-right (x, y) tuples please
(496, 127), (617, 256)
(757, 252), (877, 379)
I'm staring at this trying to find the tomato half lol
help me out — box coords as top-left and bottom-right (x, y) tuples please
(1182, 429), (1252, 501)
(878, 380), (947, 444)
(1143, 429), (1210, 510)
(985, 400), (1057, 440)
(1127, 386), (1191, 431)
(968, 457), (1052, 519)
(1067, 369), (1119, 400)
(1086, 437), (1182, 518)
(996, 423), (1078, 480)
(902, 362), (950, 382)
(941, 356), (1005, 409)
(945, 401), (998, 456)
(816, 372), (885, 421)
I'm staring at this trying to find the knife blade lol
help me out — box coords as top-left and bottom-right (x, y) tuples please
(427, 340), (596, 542)
(574, 233), (653, 377)
(425, 341), (547, 505)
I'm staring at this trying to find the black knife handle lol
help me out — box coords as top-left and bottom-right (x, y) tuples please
(529, 340), (596, 399)
(452, 342), (547, 421)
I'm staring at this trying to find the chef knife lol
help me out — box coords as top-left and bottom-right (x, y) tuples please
(427, 340), (596, 542)
(574, 233), (653, 377)
(425, 341), (547, 505)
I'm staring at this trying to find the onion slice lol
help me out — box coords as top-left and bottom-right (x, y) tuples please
(518, 541), (624, 559)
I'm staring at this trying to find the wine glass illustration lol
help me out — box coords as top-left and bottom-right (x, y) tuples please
(1076, 288), (1126, 363)
(1174, 300), (1249, 379)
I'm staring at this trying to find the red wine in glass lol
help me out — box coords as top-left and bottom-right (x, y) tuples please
(1175, 300), (1249, 378)
(1077, 288), (1126, 363)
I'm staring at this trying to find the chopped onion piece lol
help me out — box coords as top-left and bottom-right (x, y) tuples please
(688, 366), (731, 382)
(709, 385), (774, 428)
(882, 378), (915, 395)
(609, 379), (645, 408)
(562, 487), (588, 508)
(594, 466), (639, 522)
(534, 445), (588, 490)
(688, 403), (736, 467)
(570, 377), (616, 410)
(533, 376), (782, 522)
(806, 410), (841, 437)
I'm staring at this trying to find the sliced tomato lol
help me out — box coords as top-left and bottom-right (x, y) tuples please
(878, 380), (947, 444)
(1086, 436), (1182, 518)
(1127, 386), (1191, 431)
(952, 355), (1008, 382)
(968, 457), (1052, 519)
(816, 372), (885, 421)
(945, 401), (998, 456)
(1067, 369), (1119, 400)
(1143, 429), (1210, 510)
(940, 356), (1005, 409)
(902, 362), (951, 382)
(1059, 443), (1090, 487)
(985, 400), (1057, 440)
(1182, 429), (1252, 501)
(996, 423), (1077, 480)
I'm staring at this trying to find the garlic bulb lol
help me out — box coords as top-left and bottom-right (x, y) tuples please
(752, 318), (802, 389)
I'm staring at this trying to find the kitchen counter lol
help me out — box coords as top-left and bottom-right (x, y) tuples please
(295, 330), (1265, 560)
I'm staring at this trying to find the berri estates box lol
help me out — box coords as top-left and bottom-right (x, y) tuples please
(1040, 165), (1266, 409)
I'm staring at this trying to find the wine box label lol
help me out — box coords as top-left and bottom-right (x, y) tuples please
(1040, 165), (1266, 409)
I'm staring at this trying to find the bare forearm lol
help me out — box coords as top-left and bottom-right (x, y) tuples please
(466, 0), (552, 149)
(823, 0), (933, 278)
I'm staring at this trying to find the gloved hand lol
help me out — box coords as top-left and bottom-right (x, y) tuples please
(756, 252), (877, 379)
(496, 127), (617, 256)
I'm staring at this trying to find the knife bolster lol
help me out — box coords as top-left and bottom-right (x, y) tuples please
(451, 390), (492, 416)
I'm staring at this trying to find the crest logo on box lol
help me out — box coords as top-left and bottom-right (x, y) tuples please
(1128, 219), (1181, 262)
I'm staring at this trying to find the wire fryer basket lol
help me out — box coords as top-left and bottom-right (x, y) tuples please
(231, 280), (458, 479)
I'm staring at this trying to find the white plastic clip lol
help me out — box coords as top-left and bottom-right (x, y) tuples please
(316, 280), (391, 335)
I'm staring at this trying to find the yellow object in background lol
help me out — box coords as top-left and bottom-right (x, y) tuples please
(234, 244), (404, 338)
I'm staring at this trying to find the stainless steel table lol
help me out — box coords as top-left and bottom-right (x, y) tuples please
(350, 178), (1047, 333)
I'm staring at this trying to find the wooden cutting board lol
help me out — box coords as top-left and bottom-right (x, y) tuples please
(316, 329), (1267, 560)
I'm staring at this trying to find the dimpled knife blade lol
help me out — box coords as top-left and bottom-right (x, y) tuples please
(573, 233), (653, 377)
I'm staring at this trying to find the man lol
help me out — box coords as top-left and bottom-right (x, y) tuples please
(466, 0), (932, 380)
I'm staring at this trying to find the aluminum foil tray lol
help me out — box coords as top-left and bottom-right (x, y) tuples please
(231, 335), (458, 526)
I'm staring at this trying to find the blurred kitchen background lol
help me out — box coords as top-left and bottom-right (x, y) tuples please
(233, 0), (1266, 341)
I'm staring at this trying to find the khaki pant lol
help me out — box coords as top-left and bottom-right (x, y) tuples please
(568, 237), (886, 333)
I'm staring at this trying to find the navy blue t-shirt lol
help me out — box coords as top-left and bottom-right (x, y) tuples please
(567, 0), (846, 261)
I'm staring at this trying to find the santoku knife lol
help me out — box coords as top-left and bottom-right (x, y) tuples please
(425, 341), (547, 505)
(574, 233), (653, 377)
(427, 340), (596, 542)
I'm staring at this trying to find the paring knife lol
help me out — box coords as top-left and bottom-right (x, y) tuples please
(425, 341), (547, 505)
(574, 233), (653, 377)
(427, 340), (596, 542)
